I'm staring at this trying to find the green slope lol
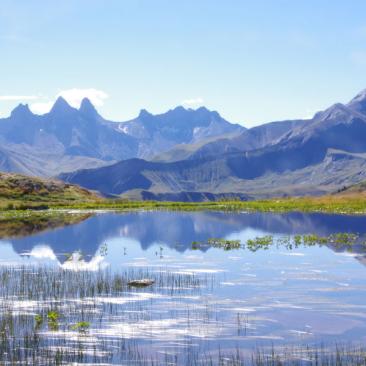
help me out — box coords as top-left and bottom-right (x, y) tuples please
(0, 172), (100, 209)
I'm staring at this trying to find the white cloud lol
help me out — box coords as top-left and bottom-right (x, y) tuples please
(0, 88), (109, 116)
(29, 88), (109, 115)
(29, 245), (57, 260)
(61, 252), (107, 271)
(57, 88), (109, 108)
(30, 101), (54, 114)
(181, 97), (204, 107)
(0, 95), (38, 101)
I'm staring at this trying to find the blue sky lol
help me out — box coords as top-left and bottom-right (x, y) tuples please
(1, 0), (366, 127)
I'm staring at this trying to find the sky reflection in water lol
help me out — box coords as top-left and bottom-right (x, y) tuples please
(0, 211), (366, 361)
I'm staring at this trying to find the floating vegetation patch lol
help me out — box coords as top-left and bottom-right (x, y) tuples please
(70, 321), (90, 333)
(47, 310), (60, 331)
(207, 238), (242, 250)
(246, 235), (274, 251)
(192, 232), (362, 252)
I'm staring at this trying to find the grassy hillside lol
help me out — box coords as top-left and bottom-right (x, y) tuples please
(0, 172), (100, 209)
(2, 172), (366, 215)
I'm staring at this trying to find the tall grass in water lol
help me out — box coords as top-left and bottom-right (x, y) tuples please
(0, 266), (212, 365)
(0, 266), (205, 300)
(0, 267), (364, 365)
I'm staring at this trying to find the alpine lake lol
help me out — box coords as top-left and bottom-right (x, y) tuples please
(0, 210), (366, 365)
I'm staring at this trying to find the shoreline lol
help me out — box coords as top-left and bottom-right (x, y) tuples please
(1, 195), (366, 216)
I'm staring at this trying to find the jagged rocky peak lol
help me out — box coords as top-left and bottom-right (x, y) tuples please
(138, 109), (153, 118)
(349, 88), (366, 103)
(79, 97), (99, 118)
(10, 103), (33, 118)
(166, 105), (221, 120)
(196, 106), (210, 113)
(196, 106), (221, 119)
(312, 103), (350, 122)
(50, 96), (75, 114)
(311, 89), (366, 126)
(172, 105), (186, 112)
(347, 88), (366, 114)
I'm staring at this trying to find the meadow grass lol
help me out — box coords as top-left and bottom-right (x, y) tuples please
(33, 193), (366, 214)
(2, 184), (366, 214)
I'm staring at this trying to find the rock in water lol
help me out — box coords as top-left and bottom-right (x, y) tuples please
(127, 279), (155, 287)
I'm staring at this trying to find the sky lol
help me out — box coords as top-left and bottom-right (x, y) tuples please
(1, 0), (366, 127)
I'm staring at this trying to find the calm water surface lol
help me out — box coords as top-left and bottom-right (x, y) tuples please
(1, 211), (366, 364)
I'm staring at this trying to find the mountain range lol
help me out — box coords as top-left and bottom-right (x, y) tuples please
(3, 89), (366, 200)
(60, 89), (366, 200)
(0, 98), (242, 177)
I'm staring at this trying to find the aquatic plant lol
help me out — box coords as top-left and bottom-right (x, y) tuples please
(246, 235), (273, 251)
(47, 310), (60, 331)
(202, 233), (362, 253)
(192, 238), (242, 250)
(70, 321), (90, 332)
(99, 242), (108, 257)
(34, 314), (43, 330)
(0, 264), (363, 364)
(207, 238), (242, 250)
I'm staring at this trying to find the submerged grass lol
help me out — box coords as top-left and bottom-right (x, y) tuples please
(197, 345), (366, 366)
(0, 266), (363, 364)
(0, 266), (205, 300)
(0, 266), (212, 364)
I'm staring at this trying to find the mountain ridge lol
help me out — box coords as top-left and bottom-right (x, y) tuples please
(0, 98), (244, 176)
(59, 89), (366, 201)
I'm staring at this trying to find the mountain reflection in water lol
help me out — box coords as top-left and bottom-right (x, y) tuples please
(1, 211), (366, 264)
